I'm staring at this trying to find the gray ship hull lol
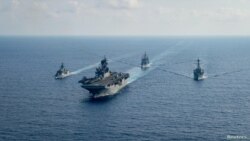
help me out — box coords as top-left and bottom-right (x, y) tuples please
(193, 73), (204, 81)
(82, 79), (128, 98)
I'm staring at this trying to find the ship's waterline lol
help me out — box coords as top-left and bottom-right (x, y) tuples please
(93, 79), (128, 98)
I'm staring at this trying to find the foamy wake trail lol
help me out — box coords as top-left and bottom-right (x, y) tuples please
(127, 64), (154, 84)
(70, 63), (99, 75)
(127, 41), (184, 83)
(202, 75), (208, 79)
(208, 69), (248, 79)
(70, 53), (137, 75)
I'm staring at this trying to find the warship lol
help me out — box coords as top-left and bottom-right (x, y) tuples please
(141, 52), (150, 70)
(193, 58), (204, 81)
(78, 57), (130, 98)
(55, 63), (70, 79)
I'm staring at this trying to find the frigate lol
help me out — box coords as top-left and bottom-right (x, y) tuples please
(141, 52), (150, 70)
(55, 63), (70, 79)
(193, 58), (204, 81)
(78, 57), (129, 98)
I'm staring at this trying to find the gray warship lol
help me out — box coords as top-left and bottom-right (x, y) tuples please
(55, 63), (70, 79)
(193, 58), (204, 81)
(78, 57), (130, 98)
(141, 52), (150, 69)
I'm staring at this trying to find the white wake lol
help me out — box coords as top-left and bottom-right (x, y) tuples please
(127, 41), (184, 83)
(70, 53), (137, 75)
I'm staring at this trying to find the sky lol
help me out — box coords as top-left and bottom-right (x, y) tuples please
(1, 0), (250, 36)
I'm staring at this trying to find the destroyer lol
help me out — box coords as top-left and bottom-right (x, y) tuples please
(55, 63), (70, 79)
(193, 58), (204, 81)
(79, 57), (129, 98)
(141, 52), (150, 70)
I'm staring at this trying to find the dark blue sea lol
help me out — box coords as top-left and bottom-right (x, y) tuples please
(0, 36), (250, 141)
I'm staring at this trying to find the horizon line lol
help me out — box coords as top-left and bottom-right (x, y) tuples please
(1, 35), (250, 37)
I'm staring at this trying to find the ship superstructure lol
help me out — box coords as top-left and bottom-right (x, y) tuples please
(141, 52), (150, 70)
(193, 58), (204, 81)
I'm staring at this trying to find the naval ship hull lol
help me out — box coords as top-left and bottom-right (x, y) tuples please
(55, 71), (70, 79)
(193, 73), (204, 81)
(141, 64), (150, 70)
(82, 79), (128, 98)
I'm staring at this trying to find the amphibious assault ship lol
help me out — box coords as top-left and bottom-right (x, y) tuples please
(55, 63), (70, 79)
(193, 58), (204, 81)
(78, 57), (129, 98)
(141, 52), (150, 70)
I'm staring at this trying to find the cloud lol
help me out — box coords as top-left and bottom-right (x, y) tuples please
(106, 0), (139, 9)
(67, 0), (140, 11)
(213, 8), (250, 22)
(0, 0), (14, 12)
(155, 5), (250, 24)
(1, 0), (250, 35)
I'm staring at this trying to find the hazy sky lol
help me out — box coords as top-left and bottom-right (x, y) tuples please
(1, 0), (250, 36)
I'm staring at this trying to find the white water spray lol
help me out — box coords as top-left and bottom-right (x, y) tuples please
(127, 41), (184, 83)
(70, 53), (137, 76)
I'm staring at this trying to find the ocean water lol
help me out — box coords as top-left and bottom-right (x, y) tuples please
(0, 36), (250, 141)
